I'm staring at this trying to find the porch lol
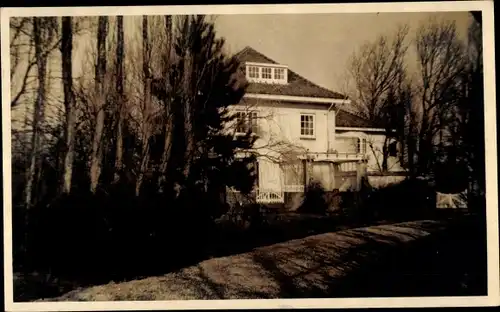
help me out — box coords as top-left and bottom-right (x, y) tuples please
(249, 152), (368, 205)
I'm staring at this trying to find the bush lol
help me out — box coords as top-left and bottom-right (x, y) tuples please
(364, 178), (436, 221)
(297, 180), (328, 215)
(17, 186), (223, 284)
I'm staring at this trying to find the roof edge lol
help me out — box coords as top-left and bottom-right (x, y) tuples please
(244, 93), (351, 105)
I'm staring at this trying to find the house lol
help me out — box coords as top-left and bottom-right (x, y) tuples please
(228, 46), (406, 205)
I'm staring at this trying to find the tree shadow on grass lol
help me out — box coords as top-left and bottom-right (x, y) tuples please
(161, 223), (450, 299)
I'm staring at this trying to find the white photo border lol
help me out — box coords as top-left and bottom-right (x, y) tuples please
(2, 1), (498, 311)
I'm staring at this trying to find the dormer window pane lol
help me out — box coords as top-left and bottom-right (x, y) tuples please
(245, 63), (288, 84)
(248, 66), (259, 78)
(262, 67), (272, 79)
(274, 68), (285, 80)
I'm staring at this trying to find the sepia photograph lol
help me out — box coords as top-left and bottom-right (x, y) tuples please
(2, 1), (498, 311)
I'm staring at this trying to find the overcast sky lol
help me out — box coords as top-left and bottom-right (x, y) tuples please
(8, 11), (474, 127)
(213, 12), (473, 92)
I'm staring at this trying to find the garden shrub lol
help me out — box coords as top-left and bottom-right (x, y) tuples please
(364, 178), (436, 221)
(297, 180), (328, 215)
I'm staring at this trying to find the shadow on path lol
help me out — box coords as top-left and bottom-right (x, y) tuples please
(45, 217), (487, 301)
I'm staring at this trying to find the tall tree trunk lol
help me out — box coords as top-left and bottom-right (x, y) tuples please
(24, 17), (47, 209)
(135, 16), (152, 196)
(90, 16), (108, 193)
(182, 48), (194, 183)
(61, 16), (75, 194)
(114, 15), (124, 183)
(158, 15), (174, 191)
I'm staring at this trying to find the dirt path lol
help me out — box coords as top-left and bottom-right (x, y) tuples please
(42, 220), (452, 301)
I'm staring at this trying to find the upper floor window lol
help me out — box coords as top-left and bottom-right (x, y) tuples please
(261, 67), (272, 79)
(245, 62), (288, 84)
(274, 68), (285, 80)
(356, 138), (367, 154)
(300, 114), (315, 138)
(235, 111), (258, 134)
(248, 66), (259, 79)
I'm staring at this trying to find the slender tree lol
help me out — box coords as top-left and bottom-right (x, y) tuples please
(135, 16), (153, 196)
(24, 17), (57, 208)
(150, 15), (256, 207)
(89, 16), (109, 193)
(113, 16), (125, 183)
(180, 17), (195, 185)
(60, 16), (76, 194)
(157, 15), (175, 190)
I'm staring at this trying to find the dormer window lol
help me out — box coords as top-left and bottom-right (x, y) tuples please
(248, 66), (259, 79)
(245, 62), (288, 84)
(274, 68), (285, 80)
(261, 67), (272, 79)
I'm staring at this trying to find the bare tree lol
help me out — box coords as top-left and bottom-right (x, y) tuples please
(157, 15), (175, 190)
(24, 17), (58, 209)
(181, 19), (195, 185)
(10, 18), (62, 109)
(89, 16), (109, 193)
(113, 16), (125, 183)
(346, 25), (410, 172)
(60, 16), (76, 194)
(415, 18), (466, 174)
(135, 16), (153, 196)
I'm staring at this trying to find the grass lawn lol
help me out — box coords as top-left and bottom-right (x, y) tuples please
(33, 220), (454, 301)
(14, 211), (479, 302)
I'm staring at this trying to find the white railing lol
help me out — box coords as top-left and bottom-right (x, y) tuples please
(331, 151), (364, 160)
(256, 189), (284, 204)
(227, 187), (285, 204)
(283, 184), (305, 192)
(303, 151), (365, 162)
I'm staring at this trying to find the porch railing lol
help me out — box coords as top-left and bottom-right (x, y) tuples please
(255, 189), (285, 204)
(283, 184), (305, 192)
(227, 187), (285, 204)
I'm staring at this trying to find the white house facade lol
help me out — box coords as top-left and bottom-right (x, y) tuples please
(227, 47), (406, 204)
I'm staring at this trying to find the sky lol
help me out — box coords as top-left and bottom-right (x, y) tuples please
(213, 12), (473, 93)
(8, 11), (474, 129)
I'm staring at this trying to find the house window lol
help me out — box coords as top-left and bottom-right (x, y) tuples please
(300, 114), (315, 138)
(235, 112), (246, 133)
(235, 111), (258, 134)
(356, 138), (367, 154)
(262, 67), (272, 79)
(274, 68), (285, 80)
(249, 111), (258, 133)
(248, 66), (260, 79)
(245, 63), (288, 84)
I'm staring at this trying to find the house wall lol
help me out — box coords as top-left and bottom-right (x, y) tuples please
(335, 130), (405, 173)
(258, 159), (283, 192)
(226, 100), (408, 197)
(311, 161), (335, 191)
(229, 99), (333, 156)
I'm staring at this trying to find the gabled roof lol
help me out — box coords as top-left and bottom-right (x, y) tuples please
(335, 110), (382, 129)
(234, 46), (278, 65)
(234, 46), (347, 100)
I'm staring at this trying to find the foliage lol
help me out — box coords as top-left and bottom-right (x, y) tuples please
(298, 180), (328, 215)
(10, 15), (257, 281)
(364, 179), (436, 221)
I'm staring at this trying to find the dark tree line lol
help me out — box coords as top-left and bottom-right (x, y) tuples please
(10, 15), (257, 280)
(345, 13), (485, 205)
